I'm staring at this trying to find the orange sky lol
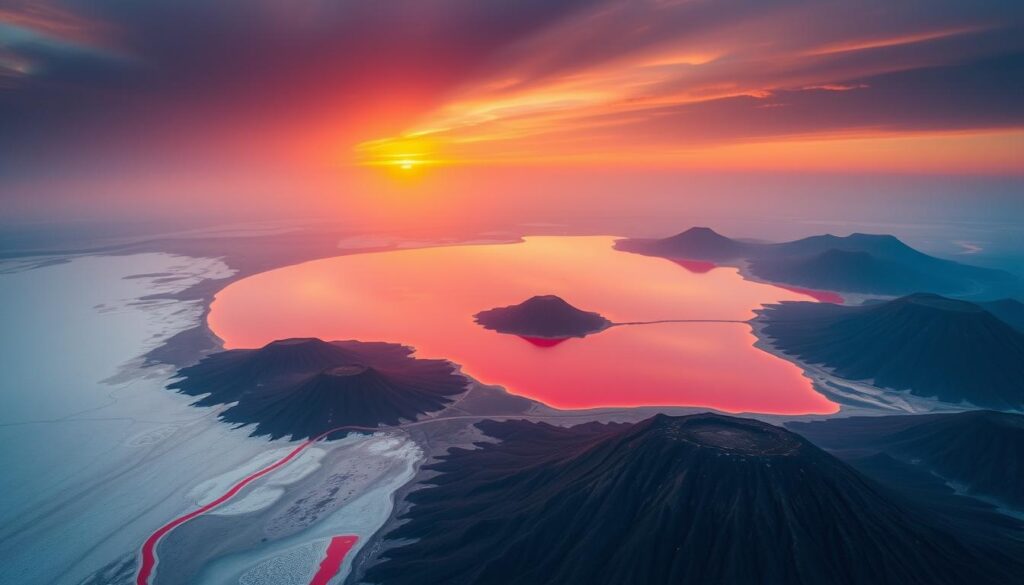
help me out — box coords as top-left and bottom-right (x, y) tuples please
(1, 0), (1023, 221)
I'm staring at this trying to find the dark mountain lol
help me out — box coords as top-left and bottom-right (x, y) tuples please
(760, 294), (1024, 409)
(749, 249), (960, 295)
(220, 362), (465, 439)
(981, 298), (1024, 332)
(790, 410), (1024, 509)
(474, 295), (611, 338)
(616, 228), (1019, 297)
(613, 226), (750, 261)
(364, 413), (1021, 585)
(168, 338), (467, 439)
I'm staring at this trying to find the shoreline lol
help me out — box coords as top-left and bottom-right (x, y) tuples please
(143, 228), (926, 422)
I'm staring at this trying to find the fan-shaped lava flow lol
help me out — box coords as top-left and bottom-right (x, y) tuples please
(169, 337), (412, 406)
(169, 338), (466, 438)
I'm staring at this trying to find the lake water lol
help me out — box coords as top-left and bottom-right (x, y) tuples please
(209, 236), (838, 414)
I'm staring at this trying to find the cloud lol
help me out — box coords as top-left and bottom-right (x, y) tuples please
(0, 1), (127, 84)
(356, 1), (1024, 166)
(1, 0), (1023, 177)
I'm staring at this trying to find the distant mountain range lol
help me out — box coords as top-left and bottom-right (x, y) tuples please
(759, 293), (1024, 410)
(364, 413), (1022, 585)
(474, 295), (612, 339)
(168, 338), (467, 438)
(616, 227), (1020, 297)
(790, 410), (1024, 509)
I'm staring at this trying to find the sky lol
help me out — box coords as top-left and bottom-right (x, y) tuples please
(1, 0), (1023, 224)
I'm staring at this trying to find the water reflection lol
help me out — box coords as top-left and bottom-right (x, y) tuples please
(209, 236), (837, 414)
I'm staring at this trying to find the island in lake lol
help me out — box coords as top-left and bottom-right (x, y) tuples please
(474, 295), (612, 340)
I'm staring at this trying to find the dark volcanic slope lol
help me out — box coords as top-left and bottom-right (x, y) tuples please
(168, 338), (467, 439)
(981, 298), (1024, 332)
(760, 294), (1024, 409)
(616, 228), (1018, 296)
(365, 413), (1020, 585)
(170, 337), (409, 406)
(474, 295), (611, 338)
(791, 410), (1024, 509)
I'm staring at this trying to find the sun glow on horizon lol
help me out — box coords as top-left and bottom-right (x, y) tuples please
(352, 126), (1024, 175)
(344, 14), (1023, 176)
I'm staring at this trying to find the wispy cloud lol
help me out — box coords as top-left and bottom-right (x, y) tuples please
(801, 25), (991, 57)
(1, 0), (1022, 176)
(356, 1), (1023, 168)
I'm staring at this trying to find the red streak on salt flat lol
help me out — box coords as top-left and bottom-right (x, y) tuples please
(671, 258), (717, 274)
(209, 236), (839, 414)
(136, 427), (348, 585)
(775, 285), (844, 304)
(520, 336), (570, 347)
(309, 535), (359, 585)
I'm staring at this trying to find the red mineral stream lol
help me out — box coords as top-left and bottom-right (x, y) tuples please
(309, 535), (360, 585)
(136, 426), (356, 585)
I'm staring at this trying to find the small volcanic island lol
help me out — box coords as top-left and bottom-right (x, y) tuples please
(474, 295), (612, 343)
(169, 338), (467, 439)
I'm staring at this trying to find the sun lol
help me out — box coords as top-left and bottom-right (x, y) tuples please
(355, 134), (442, 171)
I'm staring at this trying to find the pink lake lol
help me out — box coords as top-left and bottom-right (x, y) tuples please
(208, 236), (838, 414)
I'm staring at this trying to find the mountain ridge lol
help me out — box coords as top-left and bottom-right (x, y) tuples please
(759, 293), (1024, 409)
(616, 227), (1019, 297)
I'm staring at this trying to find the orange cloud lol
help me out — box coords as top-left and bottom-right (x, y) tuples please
(802, 25), (990, 57)
(353, 10), (1020, 174)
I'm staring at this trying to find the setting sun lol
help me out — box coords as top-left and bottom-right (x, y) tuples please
(356, 134), (442, 170)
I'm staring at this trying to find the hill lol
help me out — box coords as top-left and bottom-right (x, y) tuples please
(760, 294), (1024, 409)
(613, 226), (751, 261)
(168, 338), (467, 438)
(474, 295), (611, 338)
